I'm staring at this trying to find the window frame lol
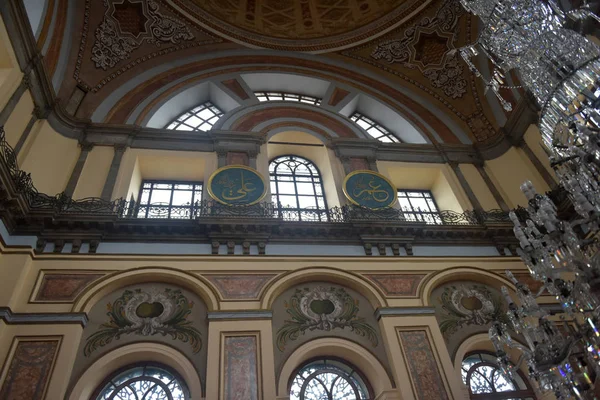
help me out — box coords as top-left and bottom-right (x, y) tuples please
(164, 101), (224, 132)
(288, 356), (373, 400)
(136, 179), (203, 219)
(91, 362), (191, 400)
(350, 112), (401, 143)
(269, 155), (329, 222)
(255, 91), (322, 105)
(462, 351), (536, 400)
(396, 189), (443, 225)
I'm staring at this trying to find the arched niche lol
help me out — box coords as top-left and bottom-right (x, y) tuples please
(425, 267), (517, 361)
(260, 266), (387, 310)
(68, 280), (209, 399)
(421, 266), (517, 306)
(270, 277), (392, 390)
(68, 342), (203, 400)
(277, 337), (394, 398)
(72, 266), (220, 313)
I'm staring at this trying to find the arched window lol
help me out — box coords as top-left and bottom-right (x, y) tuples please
(165, 101), (223, 131)
(462, 352), (536, 399)
(269, 155), (328, 221)
(255, 91), (322, 105)
(290, 358), (372, 400)
(94, 363), (190, 400)
(350, 112), (401, 143)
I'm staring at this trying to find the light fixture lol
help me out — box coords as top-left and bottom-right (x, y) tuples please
(456, 1), (600, 398)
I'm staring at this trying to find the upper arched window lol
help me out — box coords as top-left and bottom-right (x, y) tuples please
(165, 101), (224, 131)
(462, 352), (535, 399)
(350, 112), (401, 143)
(269, 155), (328, 221)
(255, 92), (322, 105)
(290, 358), (372, 400)
(94, 363), (190, 400)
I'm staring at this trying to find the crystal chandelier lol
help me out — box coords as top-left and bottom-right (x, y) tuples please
(456, 0), (600, 398)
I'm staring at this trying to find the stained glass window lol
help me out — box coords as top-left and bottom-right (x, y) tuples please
(255, 91), (322, 105)
(136, 180), (203, 219)
(290, 358), (371, 400)
(165, 101), (223, 131)
(462, 352), (536, 399)
(94, 364), (189, 400)
(269, 155), (328, 221)
(397, 190), (443, 225)
(350, 112), (401, 143)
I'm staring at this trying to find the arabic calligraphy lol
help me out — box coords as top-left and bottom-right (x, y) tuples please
(343, 171), (396, 209)
(352, 177), (390, 203)
(209, 166), (266, 205)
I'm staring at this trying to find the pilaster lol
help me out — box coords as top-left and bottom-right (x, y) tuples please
(100, 145), (127, 201)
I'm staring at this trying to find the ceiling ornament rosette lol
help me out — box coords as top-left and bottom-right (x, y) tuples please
(165, 0), (431, 52)
(92, 0), (195, 71)
(343, 0), (501, 142)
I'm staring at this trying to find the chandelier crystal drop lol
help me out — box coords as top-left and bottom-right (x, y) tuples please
(456, 0), (600, 398)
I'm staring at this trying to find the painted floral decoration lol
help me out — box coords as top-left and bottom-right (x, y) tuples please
(276, 286), (378, 351)
(84, 287), (202, 356)
(437, 284), (508, 337)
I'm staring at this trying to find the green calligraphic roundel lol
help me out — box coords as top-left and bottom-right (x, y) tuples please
(342, 170), (397, 209)
(207, 165), (267, 205)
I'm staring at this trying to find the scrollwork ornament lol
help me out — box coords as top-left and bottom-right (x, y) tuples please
(84, 287), (202, 355)
(276, 286), (378, 351)
(92, 0), (194, 70)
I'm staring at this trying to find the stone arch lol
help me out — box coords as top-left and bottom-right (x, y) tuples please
(277, 337), (394, 398)
(71, 266), (220, 313)
(260, 266), (387, 310)
(420, 266), (517, 306)
(216, 103), (365, 139)
(89, 54), (458, 143)
(68, 342), (203, 400)
(454, 333), (534, 396)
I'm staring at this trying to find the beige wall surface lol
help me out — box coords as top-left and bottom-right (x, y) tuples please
(73, 146), (114, 199)
(19, 120), (80, 195)
(485, 147), (550, 208)
(459, 163), (500, 210)
(0, 247), (534, 400)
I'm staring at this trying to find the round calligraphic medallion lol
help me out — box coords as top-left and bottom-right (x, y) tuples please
(342, 170), (397, 210)
(207, 165), (267, 206)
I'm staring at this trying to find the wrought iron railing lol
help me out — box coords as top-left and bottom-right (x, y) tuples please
(0, 127), (511, 226)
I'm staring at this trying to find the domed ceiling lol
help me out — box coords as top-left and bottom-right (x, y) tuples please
(166, 0), (427, 51)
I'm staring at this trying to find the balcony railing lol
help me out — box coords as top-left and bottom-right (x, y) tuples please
(0, 127), (511, 226)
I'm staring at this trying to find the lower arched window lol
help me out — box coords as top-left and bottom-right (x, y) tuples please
(290, 358), (372, 400)
(462, 352), (536, 399)
(93, 363), (190, 400)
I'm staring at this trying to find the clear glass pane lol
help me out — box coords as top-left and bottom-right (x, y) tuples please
(151, 190), (171, 204)
(279, 195), (298, 207)
(298, 196), (316, 208)
(197, 108), (215, 120)
(171, 190), (193, 205)
(140, 189), (151, 204)
(296, 182), (315, 195)
(277, 181), (296, 194)
(184, 116), (202, 127)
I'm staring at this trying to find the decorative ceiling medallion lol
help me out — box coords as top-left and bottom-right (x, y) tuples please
(166, 0), (430, 52)
(207, 165), (267, 206)
(371, 0), (467, 99)
(343, 170), (397, 210)
(92, 0), (194, 70)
